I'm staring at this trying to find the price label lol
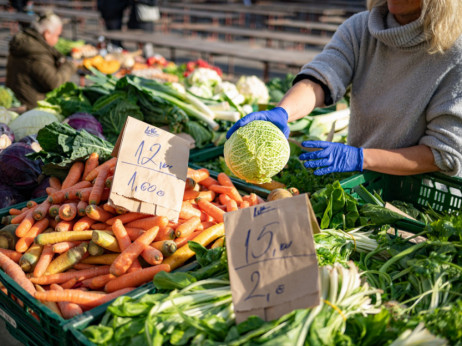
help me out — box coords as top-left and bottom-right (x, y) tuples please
(109, 116), (189, 221)
(225, 194), (320, 323)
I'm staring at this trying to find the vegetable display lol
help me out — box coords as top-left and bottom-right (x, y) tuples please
(224, 121), (290, 184)
(8, 109), (60, 141)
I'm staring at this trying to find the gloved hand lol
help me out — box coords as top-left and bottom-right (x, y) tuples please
(299, 141), (363, 175)
(226, 107), (290, 139)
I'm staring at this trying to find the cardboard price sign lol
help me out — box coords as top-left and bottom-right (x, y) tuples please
(109, 116), (189, 221)
(225, 194), (320, 323)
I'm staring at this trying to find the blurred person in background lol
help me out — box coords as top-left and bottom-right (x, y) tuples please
(128, 0), (160, 33)
(97, 0), (129, 48)
(6, 12), (76, 109)
(227, 0), (462, 178)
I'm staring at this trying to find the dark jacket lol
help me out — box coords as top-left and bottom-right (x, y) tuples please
(97, 0), (129, 20)
(6, 28), (76, 109)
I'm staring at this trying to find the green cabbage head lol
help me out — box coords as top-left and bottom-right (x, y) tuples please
(224, 120), (290, 184)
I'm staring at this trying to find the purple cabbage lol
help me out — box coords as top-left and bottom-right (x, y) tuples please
(0, 123), (14, 151)
(0, 183), (26, 209)
(64, 113), (105, 139)
(18, 134), (42, 152)
(31, 176), (50, 199)
(0, 142), (42, 190)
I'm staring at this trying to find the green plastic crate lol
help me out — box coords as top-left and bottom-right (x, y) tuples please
(340, 171), (462, 233)
(189, 145), (225, 163)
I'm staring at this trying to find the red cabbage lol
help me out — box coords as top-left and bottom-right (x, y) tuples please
(0, 183), (26, 209)
(64, 113), (105, 139)
(0, 123), (14, 151)
(0, 142), (43, 190)
(31, 176), (50, 199)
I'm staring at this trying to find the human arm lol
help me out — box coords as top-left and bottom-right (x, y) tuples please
(29, 55), (76, 92)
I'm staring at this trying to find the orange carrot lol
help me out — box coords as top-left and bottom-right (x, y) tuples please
(209, 184), (243, 204)
(33, 245), (54, 278)
(61, 161), (85, 190)
(154, 227), (176, 241)
(49, 284), (83, 319)
(90, 223), (108, 230)
(89, 166), (109, 205)
(184, 177), (197, 191)
(106, 212), (149, 226)
(16, 218), (49, 253)
(73, 216), (97, 232)
(52, 241), (81, 254)
(35, 289), (104, 305)
(48, 181), (92, 204)
(49, 218), (58, 230)
(187, 167), (210, 183)
(102, 203), (117, 214)
(49, 176), (62, 190)
(199, 176), (219, 188)
(60, 278), (78, 289)
(15, 208), (36, 237)
(0, 252), (36, 295)
(81, 273), (115, 290)
(27, 200), (38, 208)
(48, 204), (60, 218)
(196, 198), (225, 223)
(84, 157), (117, 182)
(85, 205), (113, 222)
(111, 220), (133, 251)
(110, 226), (160, 276)
(46, 187), (58, 195)
(174, 230), (203, 248)
(183, 189), (200, 201)
(105, 264), (170, 293)
(59, 203), (77, 221)
(77, 187), (93, 202)
(151, 240), (177, 257)
(31, 266), (110, 285)
(240, 200), (250, 209)
(141, 246), (163, 265)
(105, 175), (113, 189)
(73, 263), (96, 270)
(77, 201), (88, 217)
(175, 216), (201, 238)
(219, 193), (239, 212)
(83, 153), (99, 180)
(8, 208), (22, 215)
(125, 227), (145, 241)
(217, 172), (235, 187)
(125, 215), (169, 230)
(11, 204), (38, 225)
(55, 220), (76, 233)
(179, 201), (202, 220)
(0, 248), (22, 263)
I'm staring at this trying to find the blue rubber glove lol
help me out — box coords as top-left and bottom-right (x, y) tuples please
(299, 141), (364, 175)
(226, 107), (290, 139)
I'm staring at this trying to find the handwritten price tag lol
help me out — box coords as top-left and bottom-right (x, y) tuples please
(109, 116), (189, 221)
(225, 194), (320, 323)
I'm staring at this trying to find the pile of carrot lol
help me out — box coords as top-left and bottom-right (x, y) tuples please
(0, 154), (261, 319)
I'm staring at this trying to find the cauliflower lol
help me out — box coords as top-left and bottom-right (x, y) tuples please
(236, 75), (269, 105)
(0, 107), (19, 125)
(187, 85), (214, 99)
(186, 67), (222, 88)
(214, 81), (245, 105)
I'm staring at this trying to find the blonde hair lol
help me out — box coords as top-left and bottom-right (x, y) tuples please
(367, 0), (462, 53)
(32, 12), (62, 35)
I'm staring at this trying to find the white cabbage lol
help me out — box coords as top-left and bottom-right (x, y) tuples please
(224, 120), (290, 184)
(0, 107), (19, 125)
(8, 109), (59, 141)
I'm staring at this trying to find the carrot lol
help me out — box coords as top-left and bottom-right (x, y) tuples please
(89, 166), (109, 205)
(187, 167), (209, 183)
(50, 284), (83, 319)
(33, 245), (54, 278)
(81, 254), (119, 265)
(10, 204), (38, 225)
(106, 212), (148, 226)
(46, 187), (58, 195)
(73, 263), (95, 270)
(141, 246), (163, 265)
(55, 220), (76, 233)
(15, 208), (36, 237)
(31, 265), (110, 285)
(179, 201), (202, 220)
(16, 218), (50, 253)
(196, 198), (225, 223)
(105, 264), (170, 293)
(45, 242), (89, 275)
(183, 189), (200, 201)
(60, 278), (78, 289)
(154, 226), (176, 241)
(90, 223), (108, 230)
(36, 231), (93, 245)
(175, 216), (201, 238)
(19, 241), (44, 272)
(84, 157), (117, 182)
(219, 193), (238, 212)
(102, 203), (117, 214)
(48, 204), (61, 218)
(83, 152), (99, 179)
(105, 175), (113, 189)
(52, 241), (81, 254)
(27, 200), (38, 208)
(164, 223), (225, 270)
(77, 187), (93, 202)
(49, 218), (58, 230)
(125, 215), (169, 230)
(77, 201), (88, 217)
(85, 205), (113, 222)
(61, 161), (85, 190)
(110, 226), (160, 276)
(0, 252), (36, 295)
(209, 184), (243, 204)
(82, 273), (115, 290)
(125, 227), (145, 241)
(73, 216), (97, 232)
(8, 208), (22, 216)
(174, 230), (203, 248)
(35, 284), (63, 318)
(151, 240), (177, 257)
(199, 176), (219, 188)
(240, 200), (250, 209)
(184, 177), (197, 191)
(48, 181), (92, 204)
(111, 220), (133, 251)
(0, 248), (22, 263)
(49, 176), (62, 190)
(88, 241), (105, 256)
(59, 203), (77, 221)
(92, 231), (121, 252)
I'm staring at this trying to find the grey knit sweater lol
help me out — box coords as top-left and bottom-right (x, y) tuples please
(297, 5), (462, 176)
